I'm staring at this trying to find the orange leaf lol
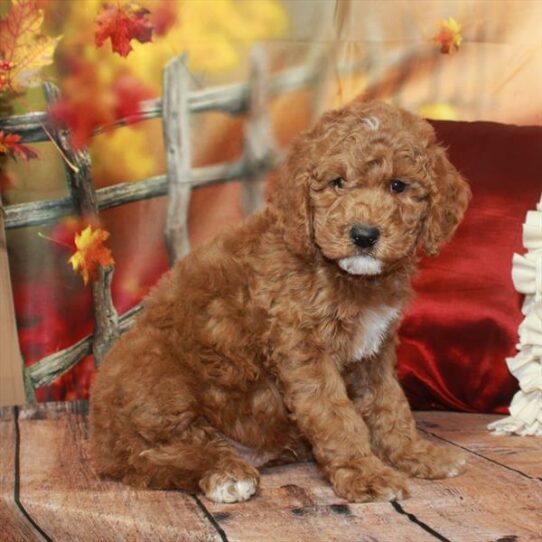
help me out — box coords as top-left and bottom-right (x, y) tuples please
(95, 2), (153, 58)
(0, 0), (61, 93)
(68, 225), (115, 285)
(433, 18), (463, 55)
(50, 216), (97, 251)
(0, 130), (38, 160)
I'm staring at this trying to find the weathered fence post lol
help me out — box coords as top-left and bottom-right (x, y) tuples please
(242, 45), (276, 215)
(309, 46), (333, 121)
(0, 193), (28, 405)
(162, 53), (192, 264)
(43, 83), (119, 366)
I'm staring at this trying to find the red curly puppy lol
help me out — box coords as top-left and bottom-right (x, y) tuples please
(90, 100), (471, 503)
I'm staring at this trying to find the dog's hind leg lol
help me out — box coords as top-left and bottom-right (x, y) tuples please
(90, 329), (259, 501)
(129, 419), (260, 503)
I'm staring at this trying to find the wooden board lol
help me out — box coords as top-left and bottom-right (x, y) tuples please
(13, 402), (221, 542)
(0, 407), (42, 542)
(2, 404), (541, 542)
(0, 195), (26, 407)
(402, 411), (542, 542)
(415, 411), (542, 478)
(204, 462), (437, 542)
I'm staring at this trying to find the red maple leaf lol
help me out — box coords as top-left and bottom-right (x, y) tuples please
(48, 57), (114, 148)
(0, 130), (38, 160)
(112, 72), (154, 122)
(95, 2), (153, 58)
(151, 0), (178, 37)
(49, 58), (154, 147)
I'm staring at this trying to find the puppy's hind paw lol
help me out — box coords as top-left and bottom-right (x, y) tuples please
(205, 477), (257, 503)
(200, 463), (260, 503)
(202, 475), (258, 503)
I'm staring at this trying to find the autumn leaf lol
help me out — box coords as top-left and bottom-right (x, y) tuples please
(0, 130), (38, 160)
(49, 95), (113, 149)
(49, 216), (97, 251)
(68, 225), (115, 285)
(47, 56), (110, 149)
(0, 60), (16, 93)
(49, 57), (154, 148)
(151, 0), (178, 37)
(112, 72), (154, 122)
(95, 2), (153, 58)
(0, 0), (61, 93)
(433, 17), (463, 54)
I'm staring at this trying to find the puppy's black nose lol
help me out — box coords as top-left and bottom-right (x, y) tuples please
(350, 225), (380, 248)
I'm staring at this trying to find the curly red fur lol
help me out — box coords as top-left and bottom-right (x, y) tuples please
(90, 100), (471, 503)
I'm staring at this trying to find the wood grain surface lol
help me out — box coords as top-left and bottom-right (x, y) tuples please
(0, 407), (42, 541)
(1, 404), (541, 542)
(416, 411), (542, 478)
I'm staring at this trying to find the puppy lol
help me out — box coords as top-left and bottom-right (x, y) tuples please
(90, 100), (471, 503)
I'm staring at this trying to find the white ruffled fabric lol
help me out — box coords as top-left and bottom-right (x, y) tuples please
(488, 194), (542, 437)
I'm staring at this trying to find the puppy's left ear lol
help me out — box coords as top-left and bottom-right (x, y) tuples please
(422, 148), (472, 256)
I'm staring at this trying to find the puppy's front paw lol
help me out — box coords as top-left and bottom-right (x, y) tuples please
(392, 444), (467, 479)
(330, 459), (409, 503)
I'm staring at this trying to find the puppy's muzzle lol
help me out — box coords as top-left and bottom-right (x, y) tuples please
(350, 225), (380, 249)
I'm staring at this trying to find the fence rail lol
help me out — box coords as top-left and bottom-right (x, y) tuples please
(3, 47), (303, 400)
(27, 302), (141, 390)
(0, 62), (320, 144)
(4, 158), (278, 229)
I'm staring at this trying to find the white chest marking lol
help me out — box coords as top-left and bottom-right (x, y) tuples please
(352, 305), (400, 360)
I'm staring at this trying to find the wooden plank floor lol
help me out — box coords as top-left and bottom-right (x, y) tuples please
(1, 402), (541, 542)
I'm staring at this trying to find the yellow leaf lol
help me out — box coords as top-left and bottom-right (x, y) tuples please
(68, 225), (114, 285)
(0, 0), (62, 93)
(433, 17), (463, 55)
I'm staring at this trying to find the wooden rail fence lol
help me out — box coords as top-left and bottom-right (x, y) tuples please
(0, 48), (328, 404)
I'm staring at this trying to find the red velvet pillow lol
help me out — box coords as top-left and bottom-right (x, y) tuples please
(398, 120), (542, 414)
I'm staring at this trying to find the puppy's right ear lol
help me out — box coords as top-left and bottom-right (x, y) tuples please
(270, 140), (315, 258)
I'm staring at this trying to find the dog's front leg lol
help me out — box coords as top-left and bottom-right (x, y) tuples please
(277, 353), (408, 502)
(345, 341), (467, 479)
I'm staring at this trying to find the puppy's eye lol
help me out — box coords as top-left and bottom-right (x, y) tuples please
(329, 177), (345, 189)
(390, 179), (408, 193)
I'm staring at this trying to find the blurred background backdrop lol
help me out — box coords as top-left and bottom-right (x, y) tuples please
(1, 0), (541, 402)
